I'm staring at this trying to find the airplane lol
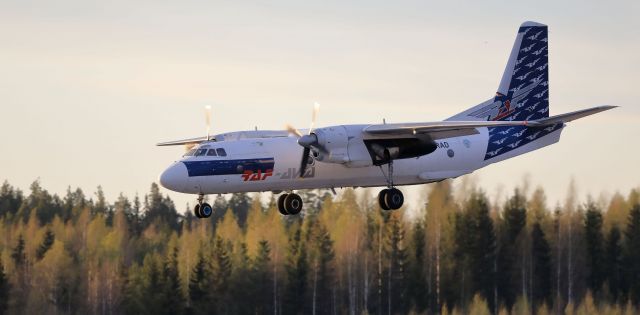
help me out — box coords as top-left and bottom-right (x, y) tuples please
(157, 21), (615, 219)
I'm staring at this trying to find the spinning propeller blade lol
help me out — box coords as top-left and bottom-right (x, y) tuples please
(285, 102), (321, 178)
(205, 105), (212, 141)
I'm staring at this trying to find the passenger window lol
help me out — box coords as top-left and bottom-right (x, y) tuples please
(207, 149), (218, 156)
(195, 149), (207, 156)
(216, 148), (227, 156)
(183, 149), (196, 157)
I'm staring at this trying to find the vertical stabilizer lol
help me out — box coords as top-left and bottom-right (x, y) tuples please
(447, 22), (561, 161)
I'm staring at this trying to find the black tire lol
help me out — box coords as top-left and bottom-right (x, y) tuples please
(194, 204), (203, 218)
(284, 194), (303, 215)
(385, 188), (404, 210)
(378, 189), (390, 211)
(200, 203), (213, 218)
(277, 194), (289, 215)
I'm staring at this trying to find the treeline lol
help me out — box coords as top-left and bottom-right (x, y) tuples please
(0, 179), (639, 315)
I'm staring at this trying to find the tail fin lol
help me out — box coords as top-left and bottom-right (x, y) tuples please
(448, 21), (550, 122)
(447, 21), (559, 161)
(494, 21), (549, 121)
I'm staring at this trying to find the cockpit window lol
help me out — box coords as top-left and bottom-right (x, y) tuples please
(183, 149), (196, 156)
(195, 149), (208, 156)
(216, 148), (227, 156)
(207, 149), (218, 156)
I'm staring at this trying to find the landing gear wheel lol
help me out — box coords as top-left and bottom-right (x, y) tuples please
(378, 189), (390, 210)
(200, 203), (213, 218)
(385, 188), (404, 210)
(194, 204), (203, 218)
(277, 194), (289, 215)
(284, 194), (303, 215)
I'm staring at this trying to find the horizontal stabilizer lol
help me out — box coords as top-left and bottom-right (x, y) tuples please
(362, 105), (615, 139)
(533, 105), (617, 125)
(363, 120), (542, 139)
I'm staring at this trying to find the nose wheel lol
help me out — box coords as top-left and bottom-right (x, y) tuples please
(277, 193), (303, 215)
(194, 194), (213, 219)
(377, 160), (404, 210)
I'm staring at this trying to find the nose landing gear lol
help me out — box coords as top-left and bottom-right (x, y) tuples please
(277, 193), (303, 215)
(194, 193), (213, 219)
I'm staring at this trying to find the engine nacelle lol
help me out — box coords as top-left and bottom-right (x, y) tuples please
(311, 126), (350, 164)
(308, 125), (437, 167)
(363, 136), (437, 166)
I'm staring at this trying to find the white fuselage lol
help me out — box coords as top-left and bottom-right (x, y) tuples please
(158, 124), (564, 195)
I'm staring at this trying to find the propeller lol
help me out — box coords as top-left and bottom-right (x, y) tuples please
(182, 105), (212, 153)
(286, 102), (322, 178)
(205, 105), (212, 141)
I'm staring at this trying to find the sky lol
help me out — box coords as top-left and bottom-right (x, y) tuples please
(1, 0), (638, 213)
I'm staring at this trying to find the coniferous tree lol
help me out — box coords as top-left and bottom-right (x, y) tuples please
(228, 193), (251, 228)
(464, 191), (496, 310)
(36, 229), (55, 260)
(584, 202), (605, 295)
(605, 225), (623, 302)
(188, 249), (213, 315)
(211, 237), (233, 314)
(284, 226), (308, 315)
(12, 234), (26, 266)
(231, 242), (253, 314)
(409, 221), (428, 313)
(141, 254), (165, 315)
(0, 181), (23, 218)
(311, 221), (335, 315)
(497, 189), (527, 308)
(210, 195), (229, 227)
(94, 185), (108, 215)
(624, 204), (640, 304)
(131, 194), (142, 235)
(143, 183), (180, 231)
(162, 246), (185, 315)
(10, 233), (28, 311)
(385, 212), (409, 314)
(122, 263), (146, 315)
(252, 240), (273, 314)
(0, 259), (10, 315)
(453, 210), (473, 307)
(531, 222), (552, 307)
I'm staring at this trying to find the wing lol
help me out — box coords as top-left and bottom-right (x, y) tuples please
(156, 136), (212, 146)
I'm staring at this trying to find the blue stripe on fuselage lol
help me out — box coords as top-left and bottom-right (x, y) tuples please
(182, 158), (275, 177)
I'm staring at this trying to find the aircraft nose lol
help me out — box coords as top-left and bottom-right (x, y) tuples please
(159, 163), (188, 192)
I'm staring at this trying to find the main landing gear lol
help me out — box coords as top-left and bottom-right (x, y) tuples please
(194, 193), (213, 219)
(377, 160), (404, 210)
(277, 193), (303, 216)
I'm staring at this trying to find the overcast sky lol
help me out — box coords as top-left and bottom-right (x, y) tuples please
(1, 0), (638, 212)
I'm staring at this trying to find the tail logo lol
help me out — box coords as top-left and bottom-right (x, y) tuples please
(490, 93), (514, 121)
